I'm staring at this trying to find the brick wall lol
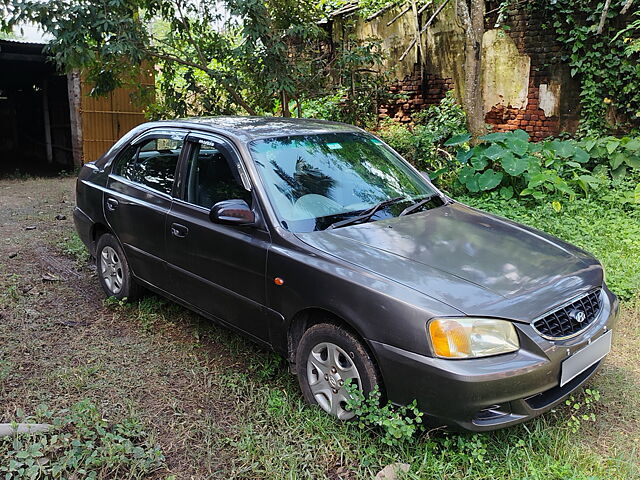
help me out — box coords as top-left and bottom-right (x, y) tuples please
(484, 86), (561, 142)
(378, 68), (453, 123)
(483, 1), (575, 140)
(376, 1), (578, 140)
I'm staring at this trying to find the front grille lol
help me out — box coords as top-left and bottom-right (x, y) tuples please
(532, 290), (602, 340)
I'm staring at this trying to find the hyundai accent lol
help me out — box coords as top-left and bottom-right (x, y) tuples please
(73, 117), (618, 430)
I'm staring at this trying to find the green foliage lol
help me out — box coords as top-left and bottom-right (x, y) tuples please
(300, 91), (346, 121)
(328, 36), (391, 126)
(451, 129), (640, 203)
(3, 0), (326, 117)
(356, 0), (402, 18)
(0, 401), (164, 478)
(565, 388), (601, 433)
(377, 91), (468, 178)
(59, 232), (90, 265)
(298, 34), (391, 126)
(616, 10), (640, 55)
(538, 0), (640, 134)
(579, 135), (640, 181)
(345, 383), (424, 446)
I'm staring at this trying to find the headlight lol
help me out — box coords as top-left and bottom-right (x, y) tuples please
(428, 318), (519, 359)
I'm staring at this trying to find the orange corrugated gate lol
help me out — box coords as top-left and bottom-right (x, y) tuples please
(80, 70), (154, 163)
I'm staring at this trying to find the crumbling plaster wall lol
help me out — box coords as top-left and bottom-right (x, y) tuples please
(333, 1), (580, 139)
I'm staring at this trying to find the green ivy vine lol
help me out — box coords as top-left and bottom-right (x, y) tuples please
(537, 0), (640, 134)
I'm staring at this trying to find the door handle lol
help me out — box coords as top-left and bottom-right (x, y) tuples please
(106, 198), (119, 211)
(171, 223), (189, 238)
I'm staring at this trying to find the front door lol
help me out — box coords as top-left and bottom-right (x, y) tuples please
(165, 134), (272, 343)
(105, 129), (186, 290)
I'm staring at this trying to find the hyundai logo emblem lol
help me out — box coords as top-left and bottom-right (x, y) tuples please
(570, 309), (586, 323)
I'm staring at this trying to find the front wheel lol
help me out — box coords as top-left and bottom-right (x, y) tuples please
(295, 323), (381, 420)
(95, 233), (143, 301)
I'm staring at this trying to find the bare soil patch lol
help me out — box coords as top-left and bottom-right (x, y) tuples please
(0, 177), (270, 477)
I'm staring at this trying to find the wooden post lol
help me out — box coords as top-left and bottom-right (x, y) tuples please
(66, 71), (83, 167)
(42, 79), (53, 163)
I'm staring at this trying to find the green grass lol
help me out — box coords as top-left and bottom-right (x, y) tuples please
(0, 401), (164, 478)
(58, 232), (91, 264)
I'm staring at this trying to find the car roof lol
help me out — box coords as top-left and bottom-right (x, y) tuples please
(155, 116), (363, 143)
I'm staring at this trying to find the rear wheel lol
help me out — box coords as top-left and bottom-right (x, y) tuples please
(295, 323), (381, 420)
(96, 233), (143, 301)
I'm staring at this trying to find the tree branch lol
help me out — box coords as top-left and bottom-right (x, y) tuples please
(175, 1), (207, 67)
(148, 50), (257, 115)
(386, 5), (412, 27)
(420, 0), (450, 34)
(597, 0), (612, 35)
(365, 2), (396, 22)
(621, 0), (634, 15)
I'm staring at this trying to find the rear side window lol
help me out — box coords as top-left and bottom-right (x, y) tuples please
(113, 136), (184, 195)
(184, 140), (250, 209)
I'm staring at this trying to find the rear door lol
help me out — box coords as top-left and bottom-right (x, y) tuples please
(165, 133), (273, 343)
(105, 129), (187, 290)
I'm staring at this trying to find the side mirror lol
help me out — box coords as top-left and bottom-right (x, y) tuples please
(210, 199), (255, 226)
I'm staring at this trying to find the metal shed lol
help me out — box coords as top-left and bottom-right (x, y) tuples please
(0, 39), (152, 175)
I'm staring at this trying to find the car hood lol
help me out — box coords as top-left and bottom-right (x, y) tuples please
(295, 202), (603, 321)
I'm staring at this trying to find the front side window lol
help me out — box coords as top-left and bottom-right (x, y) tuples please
(113, 135), (184, 195)
(184, 139), (250, 209)
(249, 132), (439, 232)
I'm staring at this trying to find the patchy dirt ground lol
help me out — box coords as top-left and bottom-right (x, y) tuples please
(1, 177), (638, 479)
(0, 177), (286, 477)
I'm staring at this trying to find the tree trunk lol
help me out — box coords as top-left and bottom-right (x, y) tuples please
(457, 0), (486, 140)
(281, 90), (291, 117)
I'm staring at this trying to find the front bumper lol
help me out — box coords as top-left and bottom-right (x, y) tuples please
(370, 287), (619, 431)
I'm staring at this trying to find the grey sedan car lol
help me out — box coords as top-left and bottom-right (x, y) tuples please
(74, 116), (618, 431)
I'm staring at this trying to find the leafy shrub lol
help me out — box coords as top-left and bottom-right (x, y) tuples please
(540, 1), (640, 134)
(564, 388), (601, 433)
(345, 383), (423, 446)
(452, 130), (640, 202)
(579, 135), (640, 180)
(0, 400), (165, 478)
(300, 91), (346, 122)
(377, 91), (468, 179)
(300, 36), (391, 127)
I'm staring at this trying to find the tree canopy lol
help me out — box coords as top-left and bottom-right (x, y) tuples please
(2, 0), (389, 122)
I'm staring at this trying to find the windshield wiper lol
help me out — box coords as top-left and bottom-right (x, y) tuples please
(326, 196), (407, 230)
(398, 193), (439, 217)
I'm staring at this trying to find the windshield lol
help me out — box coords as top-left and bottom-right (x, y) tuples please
(249, 132), (440, 232)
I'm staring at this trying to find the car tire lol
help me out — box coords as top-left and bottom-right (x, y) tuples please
(95, 233), (143, 301)
(296, 322), (381, 420)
